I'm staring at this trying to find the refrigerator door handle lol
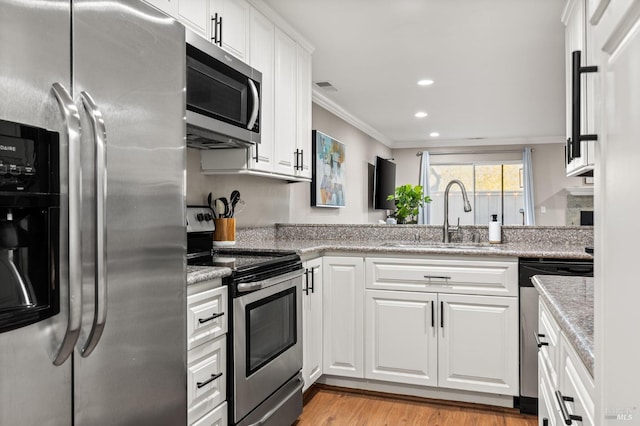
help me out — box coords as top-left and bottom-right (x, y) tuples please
(51, 82), (83, 366)
(78, 91), (108, 358)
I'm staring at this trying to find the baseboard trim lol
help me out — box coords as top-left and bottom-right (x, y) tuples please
(314, 376), (516, 410)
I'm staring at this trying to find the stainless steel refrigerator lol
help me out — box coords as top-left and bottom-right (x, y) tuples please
(0, 1), (187, 425)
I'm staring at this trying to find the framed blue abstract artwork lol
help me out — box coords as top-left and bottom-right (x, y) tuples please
(311, 130), (346, 208)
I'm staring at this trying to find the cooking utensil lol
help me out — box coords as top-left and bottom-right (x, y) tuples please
(215, 197), (230, 218)
(232, 198), (246, 216)
(207, 192), (216, 218)
(229, 190), (240, 217)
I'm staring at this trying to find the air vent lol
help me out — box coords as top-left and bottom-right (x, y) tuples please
(314, 81), (338, 92)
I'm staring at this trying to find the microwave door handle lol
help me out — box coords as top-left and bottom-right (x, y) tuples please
(247, 78), (259, 130)
(51, 83), (83, 366)
(78, 91), (108, 358)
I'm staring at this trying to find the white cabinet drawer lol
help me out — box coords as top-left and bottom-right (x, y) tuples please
(539, 355), (562, 426)
(559, 335), (595, 426)
(539, 300), (561, 386)
(188, 335), (227, 424)
(188, 285), (228, 350)
(365, 257), (518, 296)
(191, 401), (227, 426)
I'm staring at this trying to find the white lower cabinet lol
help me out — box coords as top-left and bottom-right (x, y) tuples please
(362, 257), (519, 397)
(539, 356), (562, 426)
(558, 336), (595, 426)
(438, 293), (518, 395)
(538, 298), (594, 426)
(364, 290), (518, 395)
(188, 336), (227, 423)
(321, 255), (519, 400)
(322, 256), (365, 378)
(365, 290), (438, 387)
(302, 257), (323, 391)
(187, 281), (228, 426)
(191, 402), (227, 426)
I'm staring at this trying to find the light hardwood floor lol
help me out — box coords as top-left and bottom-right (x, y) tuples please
(297, 386), (538, 426)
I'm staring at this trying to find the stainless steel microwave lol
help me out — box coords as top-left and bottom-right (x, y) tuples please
(185, 29), (261, 149)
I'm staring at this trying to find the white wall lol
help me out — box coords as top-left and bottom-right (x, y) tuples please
(186, 104), (392, 226)
(392, 143), (586, 226)
(289, 104), (392, 224)
(186, 148), (290, 227)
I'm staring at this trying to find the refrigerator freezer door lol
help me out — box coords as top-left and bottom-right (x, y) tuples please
(72, 2), (187, 425)
(0, 2), (74, 425)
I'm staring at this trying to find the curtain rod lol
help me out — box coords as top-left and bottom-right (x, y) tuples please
(416, 148), (533, 157)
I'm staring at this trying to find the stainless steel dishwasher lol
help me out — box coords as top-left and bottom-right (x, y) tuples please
(518, 257), (593, 415)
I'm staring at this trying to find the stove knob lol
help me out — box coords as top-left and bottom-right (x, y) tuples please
(196, 213), (204, 222)
(204, 213), (212, 221)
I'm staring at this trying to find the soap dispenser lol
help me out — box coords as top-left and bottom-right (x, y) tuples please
(489, 214), (502, 244)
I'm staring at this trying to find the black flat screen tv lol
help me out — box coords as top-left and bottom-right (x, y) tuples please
(374, 156), (396, 210)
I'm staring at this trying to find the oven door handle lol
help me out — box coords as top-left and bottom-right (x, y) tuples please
(247, 376), (304, 426)
(237, 269), (303, 293)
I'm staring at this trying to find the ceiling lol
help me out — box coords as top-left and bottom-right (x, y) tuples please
(261, 0), (567, 148)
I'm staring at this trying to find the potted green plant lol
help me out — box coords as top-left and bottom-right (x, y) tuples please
(387, 184), (432, 224)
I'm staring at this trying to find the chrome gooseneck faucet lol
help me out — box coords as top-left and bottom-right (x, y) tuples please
(443, 179), (472, 243)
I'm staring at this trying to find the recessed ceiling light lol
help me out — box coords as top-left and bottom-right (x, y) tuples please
(417, 79), (434, 86)
(430, 132), (440, 137)
(414, 111), (428, 118)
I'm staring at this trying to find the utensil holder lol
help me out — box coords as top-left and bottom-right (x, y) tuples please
(213, 218), (236, 246)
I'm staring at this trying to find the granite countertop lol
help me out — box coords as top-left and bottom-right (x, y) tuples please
(222, 239), (593, 260)
(532, 275), (594, 376)
(186, 239), (591, 285)
(187, 265), (232, 286)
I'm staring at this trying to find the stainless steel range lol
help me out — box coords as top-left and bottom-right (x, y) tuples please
(187, 206), (304, 426)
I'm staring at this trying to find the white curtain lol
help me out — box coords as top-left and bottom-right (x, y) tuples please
(522, 147), (535, 225)
(418, 151), (431, 224)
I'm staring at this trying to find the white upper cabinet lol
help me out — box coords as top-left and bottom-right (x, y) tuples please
(209, 0), (250, 61)
(180, 0), (210, 38)
(563, 0), (597, 177)
(295, 45), (313, 179)
(273, 28), (298, 176)
(197, 2), (314, 182)
(144, 0), (179, 17)
(248, 7), (275, 172)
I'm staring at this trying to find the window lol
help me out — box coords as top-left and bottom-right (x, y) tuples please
(428, 161), (524, 225)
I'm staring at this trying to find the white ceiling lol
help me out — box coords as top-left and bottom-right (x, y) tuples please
(261, 0), (567, 148)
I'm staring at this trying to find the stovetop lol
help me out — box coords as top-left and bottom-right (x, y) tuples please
(186, 205), (302, 285)
(188, 249), (299, 271)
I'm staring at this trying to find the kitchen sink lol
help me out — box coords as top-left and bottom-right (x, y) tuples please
(384, 242), (502, 251)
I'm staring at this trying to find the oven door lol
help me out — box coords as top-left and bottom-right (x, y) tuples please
(233, 270), (303, 423)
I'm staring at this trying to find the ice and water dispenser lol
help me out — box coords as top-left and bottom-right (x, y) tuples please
(0, 119), (60, 333)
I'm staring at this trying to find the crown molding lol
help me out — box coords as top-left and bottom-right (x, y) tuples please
(312, 88), (394, 148)
(391, 135), (565, 150)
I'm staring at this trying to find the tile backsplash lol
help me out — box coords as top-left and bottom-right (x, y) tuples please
(566, 195), (594, 226)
